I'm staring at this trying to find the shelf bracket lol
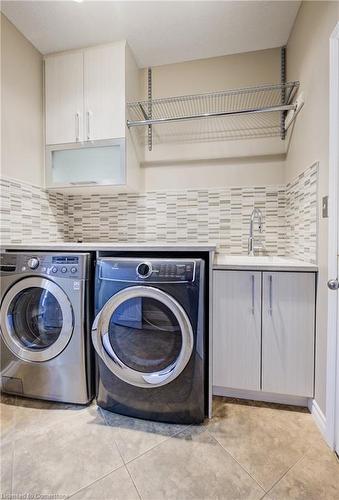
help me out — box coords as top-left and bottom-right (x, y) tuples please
(147, 67), (152, 151)
(280, 46), (287, 140)
(138, 103), (149, 121)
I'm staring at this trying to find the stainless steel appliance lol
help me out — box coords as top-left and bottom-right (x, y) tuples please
(92, 257), (206, 424)
(0, 252), (93, 404)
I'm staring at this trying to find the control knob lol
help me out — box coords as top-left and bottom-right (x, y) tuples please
(136, 262), (152, 278)
(27, 257), (39, 270)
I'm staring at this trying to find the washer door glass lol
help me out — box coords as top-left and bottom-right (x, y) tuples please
(108, 297), (183, 373)
(1, 277), (74, 362)
(92, 286), (194, 388)
(9, 287), (63, 350)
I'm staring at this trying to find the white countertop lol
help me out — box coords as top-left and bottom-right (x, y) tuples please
(1, 243), (317, 271)
(1, 242), (216, 253)
(213, 255), (318, 272)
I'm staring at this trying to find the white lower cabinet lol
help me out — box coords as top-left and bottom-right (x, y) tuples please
(213, 269), (316, 399)
(213, 271), (261, 391)
(262, 272), (315, 397)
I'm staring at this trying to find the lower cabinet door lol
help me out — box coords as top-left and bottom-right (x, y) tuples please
(213, 270), (261, 391)
(262, 272), (315, 397)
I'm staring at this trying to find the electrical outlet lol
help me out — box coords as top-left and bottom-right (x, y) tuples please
(322, 196), (328, 218)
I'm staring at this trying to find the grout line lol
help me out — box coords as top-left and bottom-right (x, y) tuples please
(100, 406), (192, 467)
(98, 406), (193, 498)
(206, 430), (266, 494)
(66, 404), (131, 499)
(121, 423), (193, 466)
(66, 463), (127, 499)
(264, 453), (305, 495)
(125, 463), (143, 500)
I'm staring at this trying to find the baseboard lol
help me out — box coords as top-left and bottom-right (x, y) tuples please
(213, 386), (309, 407)
(308, 399), (327, 439)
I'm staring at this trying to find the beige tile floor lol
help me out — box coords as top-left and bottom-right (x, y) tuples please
(1, 394), (338, 500)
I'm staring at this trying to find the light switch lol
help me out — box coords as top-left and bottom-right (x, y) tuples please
(322, 196), (328, 218)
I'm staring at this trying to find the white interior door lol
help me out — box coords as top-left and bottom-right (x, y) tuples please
(335, 40), (339, 456)
(336, 257), (339, 455)
(327, 22), (339, 455)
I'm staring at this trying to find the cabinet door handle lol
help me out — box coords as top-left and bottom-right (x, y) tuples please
(269, 275), (273, 315)
(251, 275), (255, 315)
(86, 110), (92, 140)
(75, 112), (80, 142)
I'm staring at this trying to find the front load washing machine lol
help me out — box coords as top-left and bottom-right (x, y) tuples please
(92, 257), (206, 424)
(0, 252), (94, 404)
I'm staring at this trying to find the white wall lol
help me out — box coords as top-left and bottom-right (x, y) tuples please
(1, 13), (43, 186)
(138, 48), (285, 191)
(140, 48), (281, 98)
(286, 1), (339, 415)
(0, 20), (283, 193)
(143, 156), (285, 191)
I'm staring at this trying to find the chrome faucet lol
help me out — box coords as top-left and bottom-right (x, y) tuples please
(248, 208), (263, 256)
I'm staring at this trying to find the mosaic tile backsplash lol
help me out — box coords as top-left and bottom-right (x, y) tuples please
(0, 178), (67, 244)
(0, 163), (318, 263)
(285, 163), (318, 263)
(67, 186), (287, 255)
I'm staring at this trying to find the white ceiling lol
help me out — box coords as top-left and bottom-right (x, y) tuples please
(1, 1), (301, 67)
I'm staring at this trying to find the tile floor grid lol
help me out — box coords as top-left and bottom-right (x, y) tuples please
(202, 429), (266, 494)
(209, 428), (307, 494)
(1, 395), (339, 500)
(67, 464), (141, 500)
(98, 406), (192, 465)
(208, 430), (279, 494)
(263, 454), (305, 498)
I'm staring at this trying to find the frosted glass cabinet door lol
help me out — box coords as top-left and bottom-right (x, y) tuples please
(46, 140), (125, 188)
(262, 272), (315, 397)
(213, 270), (261, 391)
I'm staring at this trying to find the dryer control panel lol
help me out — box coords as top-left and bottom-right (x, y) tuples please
(99, 258), (197, 283)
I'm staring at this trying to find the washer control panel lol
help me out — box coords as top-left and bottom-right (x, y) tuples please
(99, 258), (196, 283)
(0, 253), (89, 279)
(49, 256), (80, 277)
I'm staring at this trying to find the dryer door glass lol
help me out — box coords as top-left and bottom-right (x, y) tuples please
(107, 297), (183, 373)
(92, 286), (194, 388)
(0, 277), (74, 362)
(9, 287), (63, 349)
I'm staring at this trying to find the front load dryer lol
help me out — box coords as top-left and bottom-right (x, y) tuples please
(0, 252), (94, 404)
(92, 257), (206, 424)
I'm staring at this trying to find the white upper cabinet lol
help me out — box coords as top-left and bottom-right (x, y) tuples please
(44, 42), (141, 193)
(45, 44), (126, 145)
(84, 44), (125, 141)
(45, 52), (84, 145)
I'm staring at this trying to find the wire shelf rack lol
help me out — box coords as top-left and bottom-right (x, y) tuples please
(127, 81), (300, 147)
